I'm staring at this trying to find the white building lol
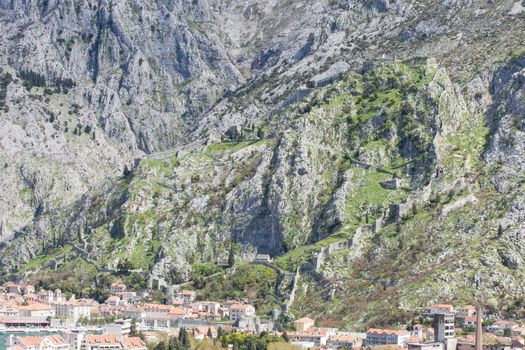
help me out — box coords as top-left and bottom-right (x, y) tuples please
(110, 283), (127, 294)
(0, 306), (19, 317)
(6, 335), (69, 350)
(120, 337), (146, 350)
(456, 305), (476, 318)
(193, 301), (220, 316)
(54, 290), (65, 303)
(54, 301), (92, 324)
(288, 333), (327, 348)
(366, 328), (410, 347)
(103, 319), (132, 340)
(434, 313), (455, 341)
(37, 290), (55, 303)
(105, 296), (121, 307)
(83, 335), (121, 350)
(328, 335), (363, 349)
(121, 307), (144, 320)
(462, 316), (477, 329)
(252, 254), (272, 264)
(194, 327), (218, 341)
(116, 292), (137, 303)
(60, 331), (85, 350)
(408, 342), (445, 350)
(17, 303), (56, 318)
(289, 328), (335, 348)
(175, 290), (196, 304)
(23, 285), (36, 295)
(143, 304), (172, 315)
(229, 304), (255, 321)
(488, 320), (518, 333)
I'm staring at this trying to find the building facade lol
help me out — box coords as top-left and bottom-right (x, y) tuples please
(434, 313), (455, 341)
(366, 328), (410, 347)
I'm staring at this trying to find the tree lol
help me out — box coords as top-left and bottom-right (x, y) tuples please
(245, 336), (257, 350)
(228, 243), (235, 268)
(259, 332), (268, 339)
(169, 336), (181, 350)
(207, 327), (213, 339)
(504, 328), (512, 337)
(155, 341), (168, 350)
(179, 327), (190, 350)
(463, 326), (475, 334)
(130, 318), (138, 337)
(117, 259), (134, 272)
(282, 332), (290, 343)
(497, 223), (504, 238)
(217, 326), (225, 338)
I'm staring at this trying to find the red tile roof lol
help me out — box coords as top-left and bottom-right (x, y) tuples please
(19, 336), (45, 347)
(367, 328), (410, 336)
(17, 302), (54, 311)
(86, 335), (119, 345)
(169, 307), (186, 316)
(330, 336), (360, 342)
(121, 337), (146, 348)
(494, 320), (517, 325)
(229, 304), (253, 310)
(144, 303), (172, 311)
(195, 326), (217, 335)
(18, 335), (66, 347)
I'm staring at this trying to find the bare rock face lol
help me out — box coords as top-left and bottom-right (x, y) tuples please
(0, 0), (355, 236)
(484, 55), (525, 188)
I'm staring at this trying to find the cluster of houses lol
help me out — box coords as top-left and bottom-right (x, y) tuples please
(0, 282), (96, 328)
(286, 304), (525, 350)
(5, 281), (525, 350)
(0, 282), (264, 333)
(5, 319), (147, 350)
(287, 317), (365, 349)
(101, 284), (263, 332)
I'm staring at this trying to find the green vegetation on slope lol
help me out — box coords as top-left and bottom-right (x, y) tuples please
(194, 264), (280, 315)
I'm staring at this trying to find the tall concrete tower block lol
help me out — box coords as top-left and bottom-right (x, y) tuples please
(434, 313), (455, 342)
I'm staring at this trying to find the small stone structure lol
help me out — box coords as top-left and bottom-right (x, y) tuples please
(379, 178), (400, 190)
(252, 254), (272, 264)
(149, 276), (168, 291)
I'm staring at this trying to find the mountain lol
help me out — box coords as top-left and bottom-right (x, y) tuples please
(1, 0), (525, 327)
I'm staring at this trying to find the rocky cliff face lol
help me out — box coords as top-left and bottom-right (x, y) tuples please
(292, 53), (525, 328)
(1, 0), (525, 326)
